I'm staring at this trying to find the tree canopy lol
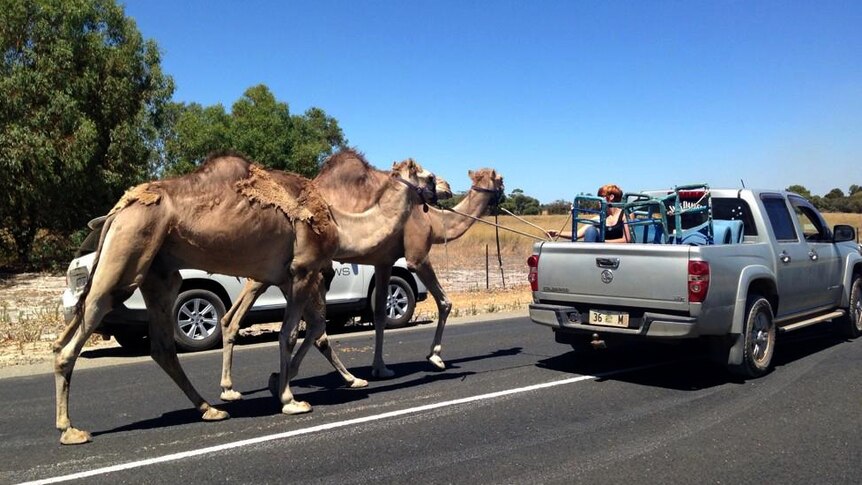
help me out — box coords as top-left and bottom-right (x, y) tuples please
(500, 188), (541, 216)
(1, 1), (347, 269)
(787, 184), (862, 213)
(1, 0), (174, 266)
(164, 85), (346, 178)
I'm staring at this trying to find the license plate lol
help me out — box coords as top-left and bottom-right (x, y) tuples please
(588, 310), (629, 327)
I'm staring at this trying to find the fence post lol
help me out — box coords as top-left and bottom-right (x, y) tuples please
(485, 244), (489, 290)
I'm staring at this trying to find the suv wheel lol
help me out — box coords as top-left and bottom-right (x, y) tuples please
(173, 289), (225, 351)
(370, 275), (416, 329)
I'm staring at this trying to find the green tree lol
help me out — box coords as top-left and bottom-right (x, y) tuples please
(162, 102), (231, 176)
(543, 199), (571, 215)
(164, 85), (346, 178)
(0, 0), (173, 267)
(500, 189), (541, 215)
(786, 185), (812, 199)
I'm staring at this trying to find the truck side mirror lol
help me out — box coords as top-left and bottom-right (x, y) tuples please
(833, 224), (856, 243)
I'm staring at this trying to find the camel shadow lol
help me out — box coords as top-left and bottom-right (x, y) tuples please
(90, 369), (474, 438)
(90, 346), (521, 438)
(537, 326), (851, 391)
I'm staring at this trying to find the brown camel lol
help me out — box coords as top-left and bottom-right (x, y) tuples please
(218, 149), (446, 400)
(218, 163), (504, 399)
(217, 149), (443, 400)
(52, 152), (436, 444)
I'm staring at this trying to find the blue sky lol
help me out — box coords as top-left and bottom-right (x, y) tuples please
(124, 0), (861, 203)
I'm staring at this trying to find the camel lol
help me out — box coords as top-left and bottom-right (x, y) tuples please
(317, 165), (505, 377)
(217, 163), (504, 400)
(52, 152), (437, 444)
(217, 149), (445, 400)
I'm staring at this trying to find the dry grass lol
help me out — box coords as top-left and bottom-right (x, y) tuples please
(823, 212), (862, 231)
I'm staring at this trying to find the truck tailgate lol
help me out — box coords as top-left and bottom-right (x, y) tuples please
(534, 242), (692, 311)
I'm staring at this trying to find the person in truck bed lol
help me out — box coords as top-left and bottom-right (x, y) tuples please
(547, 183), (631, 243)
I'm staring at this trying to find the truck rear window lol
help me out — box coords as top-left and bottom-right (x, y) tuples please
(663, 197), (757, 236)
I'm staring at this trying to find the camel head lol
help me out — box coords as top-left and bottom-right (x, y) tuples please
(391, 158), (439, 206)
(435, 177), (453, 200)
(468, 168), (505, 205)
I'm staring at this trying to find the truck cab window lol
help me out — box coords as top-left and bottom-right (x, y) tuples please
(788, 196), (830, 242)
(761, 196), (798, 242)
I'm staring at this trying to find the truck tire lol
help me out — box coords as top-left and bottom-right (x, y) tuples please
(370, 275), (416, 329)
(833, 277), (862, 339)
(173, 289), (225, 352)
(728, 294), (775, 378)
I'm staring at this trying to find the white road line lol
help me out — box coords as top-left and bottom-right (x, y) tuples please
(21, 364), (660, 485)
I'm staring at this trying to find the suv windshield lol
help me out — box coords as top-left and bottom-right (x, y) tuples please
(75, 228), (101, 258)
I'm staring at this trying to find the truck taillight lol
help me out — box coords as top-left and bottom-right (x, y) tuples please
(688, 260), (710, 303)
(527, 255), (539, 291)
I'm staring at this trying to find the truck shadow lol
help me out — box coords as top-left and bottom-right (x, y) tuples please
(536, 327), (852, 391)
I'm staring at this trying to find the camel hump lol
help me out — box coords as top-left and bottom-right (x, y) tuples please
(319, 147), (372, 174)
(108, 182), (163, 216)
(235, 164), (331, 234)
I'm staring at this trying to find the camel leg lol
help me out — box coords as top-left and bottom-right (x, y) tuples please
(371, 265), (395, 378)
(275, 272), (317, 415)
(53, 290), (115, 445)
(140, 269), (229, 423)
(281, 272), (335, 382)
(271, 271), (368, 389)
(300, 310), (369, 389)
(413, 261), (452, 370)
(220, 280), (269, 401)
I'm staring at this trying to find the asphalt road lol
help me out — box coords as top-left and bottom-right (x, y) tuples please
(2, 313), (861, 484)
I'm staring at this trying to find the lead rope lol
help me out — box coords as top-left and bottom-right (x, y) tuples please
(438, 207), (548, 241)
(494, 207), (506, 288)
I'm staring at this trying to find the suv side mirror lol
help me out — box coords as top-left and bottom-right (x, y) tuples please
(833, 224), (856, 243)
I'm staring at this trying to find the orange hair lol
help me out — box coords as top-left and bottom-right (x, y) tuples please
(597, 184), (623, 201)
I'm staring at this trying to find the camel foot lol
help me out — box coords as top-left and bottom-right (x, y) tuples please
(371, 366), (395, 379)
(427, 353), (446, 370)
(347, 377), (369, 388)
(60, 427), (92, 445)
(202, 407), (230, 421)
(220, 389), (243, 402)
(282, 400), (312, 415)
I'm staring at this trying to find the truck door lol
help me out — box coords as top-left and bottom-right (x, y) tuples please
(788, 195), (842, 309)
(761, 194), (810, 318)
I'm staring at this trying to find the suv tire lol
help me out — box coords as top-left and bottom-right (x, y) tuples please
(370, 275), (416, 329)
(173, 289), (225, 351)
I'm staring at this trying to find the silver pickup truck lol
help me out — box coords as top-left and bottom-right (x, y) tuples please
(529, 188), (862, 377)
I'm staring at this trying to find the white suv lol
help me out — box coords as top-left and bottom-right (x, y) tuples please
(62, 221), (427, 352)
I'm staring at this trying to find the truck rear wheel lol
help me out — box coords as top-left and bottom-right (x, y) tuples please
(728, 294), (775, 378)
(833, 277), (861, 339)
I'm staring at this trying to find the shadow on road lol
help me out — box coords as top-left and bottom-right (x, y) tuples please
(90, 346), (521, 438)
(537, 326), (852, 391)
(79, 319), (436, 360)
